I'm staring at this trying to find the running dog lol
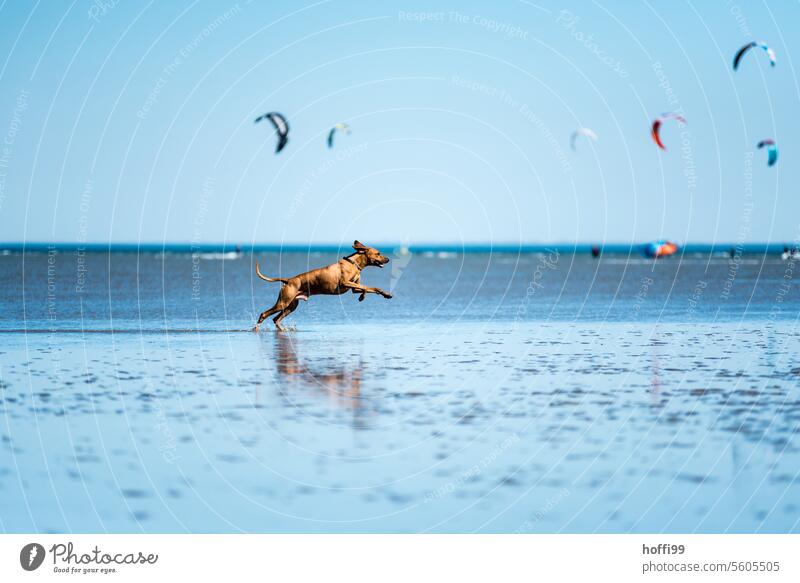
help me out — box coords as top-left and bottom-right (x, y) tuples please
(253, 240), (392, 331)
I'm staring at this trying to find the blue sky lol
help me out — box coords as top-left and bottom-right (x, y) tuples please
(0, 0), (798, 245)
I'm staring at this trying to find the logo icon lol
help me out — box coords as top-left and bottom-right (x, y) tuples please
(20, 543), (46, 571)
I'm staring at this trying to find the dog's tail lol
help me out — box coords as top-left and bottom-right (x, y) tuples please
(255, 261), (289, 284)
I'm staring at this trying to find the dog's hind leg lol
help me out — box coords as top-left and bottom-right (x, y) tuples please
(273, 298), (301, 331)
(253, 304), (282, 332)
(254, 282), (302, 332)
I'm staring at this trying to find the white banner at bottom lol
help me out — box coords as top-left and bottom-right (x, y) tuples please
(0, 535), (796, 582)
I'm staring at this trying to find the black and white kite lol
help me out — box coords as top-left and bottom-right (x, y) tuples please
(254, 112), (289, 154)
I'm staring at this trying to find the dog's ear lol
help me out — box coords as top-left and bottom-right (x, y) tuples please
(353, 240), (368, 253)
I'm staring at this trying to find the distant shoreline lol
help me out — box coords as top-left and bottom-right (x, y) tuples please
(0, 242), (790, 255)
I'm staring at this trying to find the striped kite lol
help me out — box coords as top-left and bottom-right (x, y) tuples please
(733, 41), (776, 71)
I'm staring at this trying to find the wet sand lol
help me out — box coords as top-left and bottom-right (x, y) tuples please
(1, 320), (798, 533)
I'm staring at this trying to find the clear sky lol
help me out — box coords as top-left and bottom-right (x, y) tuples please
(1, 0), (798, 246)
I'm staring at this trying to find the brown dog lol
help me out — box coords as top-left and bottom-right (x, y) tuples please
(253, 240), (393, 331)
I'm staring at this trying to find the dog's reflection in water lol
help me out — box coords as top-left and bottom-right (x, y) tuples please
(273, 333), (372, 428)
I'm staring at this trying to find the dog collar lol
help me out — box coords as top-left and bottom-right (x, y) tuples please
(342, 256), (362, 270)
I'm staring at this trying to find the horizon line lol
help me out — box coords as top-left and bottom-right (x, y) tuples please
(0, 241), (792, 253)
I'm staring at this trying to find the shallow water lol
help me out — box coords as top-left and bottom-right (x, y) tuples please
(1, 250), (799, 532)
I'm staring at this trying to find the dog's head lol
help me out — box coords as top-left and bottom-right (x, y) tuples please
(353, 240), (390, 268)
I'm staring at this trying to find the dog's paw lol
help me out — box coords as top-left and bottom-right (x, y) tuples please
(359, 293), (366, 302)
(382, 291), (393, 299)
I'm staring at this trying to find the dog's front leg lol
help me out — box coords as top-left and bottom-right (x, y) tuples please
(342, 281), (392, 299)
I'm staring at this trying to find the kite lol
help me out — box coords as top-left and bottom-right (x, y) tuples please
(757, 139), (778, 166)
(327, 122), (351, 148)
(570, 127), (598, 151)
(733, 41), (776, 71)
(651, 113), (687, 150)
(254, 112), (289, 153)
(642, 240), (679, 258)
